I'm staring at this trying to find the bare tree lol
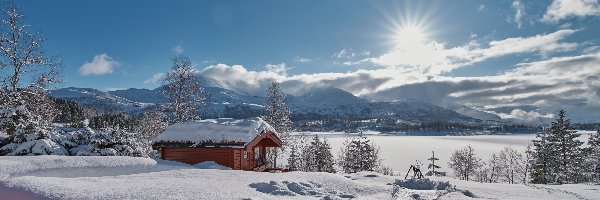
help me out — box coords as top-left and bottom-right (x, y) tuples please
(161, 55), (204, 124)
(448, 145), (481, 181)
(0, 4), (61, 91)
(498, 146), (527, 184)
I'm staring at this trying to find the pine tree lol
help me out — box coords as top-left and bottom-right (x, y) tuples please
(547, 110), (584, 183)
(263, 80), (292, 167)
(529, 131), (553, 184)
(301, 135), (335, 173)
(287, 139), (302, 171)
(339, 133), (380, 173)
(161, 55), (204, 124)
(586, 130), (600, 183)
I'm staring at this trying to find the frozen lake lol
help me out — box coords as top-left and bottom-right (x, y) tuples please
(289, 131), (594, 175)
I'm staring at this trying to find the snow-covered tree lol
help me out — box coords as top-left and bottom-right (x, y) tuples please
(547, 110), (584, 183)
(0, 4), (62, 156)
(338, 133), (380, 173)
(585, 130), (600, 183)
(134, 110), (168, 155)
(498, 146), (527, 184)
(529, 131), (553, 184)
(89, 127), (146, 157)
(301, 135), (336, 173)
(529, 110), (585, 184)
(287, 138), (304, 171)
(161, 55), (204, 124)
(263, 80), (292, 167)
(448, 145), (481, 181)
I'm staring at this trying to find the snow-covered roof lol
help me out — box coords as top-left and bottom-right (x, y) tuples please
(154, 117), (276, 146)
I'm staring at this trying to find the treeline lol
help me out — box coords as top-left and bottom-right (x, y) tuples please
(286, 133), (394, 175)
(446, 110), (600, 184)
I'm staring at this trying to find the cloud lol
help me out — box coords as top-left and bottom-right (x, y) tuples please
(143, 73), (166, 84)
(198, 63), (400, 96)
(264, 63), (291, 76)
(478, 4), (486, 12)
(365, 52), (600, 122)
(332, 49), (371, 66)
(496, 109), (554, 122)
(172, 45), (184, 54)
(78, 54), (119, 76)
(542, 0), (600, 23)
(512, 0), (525, 28)
(368, 29), (578, 75)
(294, 56), (312, 63)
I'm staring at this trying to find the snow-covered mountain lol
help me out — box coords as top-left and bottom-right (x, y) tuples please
(50, 85), (479, 125)
(51, 87), (149, 114)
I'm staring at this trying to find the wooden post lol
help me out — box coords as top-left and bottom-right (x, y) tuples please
(432, 151), (436, 175)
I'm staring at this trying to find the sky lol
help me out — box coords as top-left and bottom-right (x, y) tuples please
(15, 0), (600, 122)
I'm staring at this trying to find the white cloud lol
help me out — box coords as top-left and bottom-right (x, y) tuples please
(332, 49), (371, 66)
(478, 4), (486, 12)
(264, 63), (291, 76)
(542, 0), (600, 23)
(78, 54), (119, 76)
(294, 56), (312, 63)
(497, 109), (554, 121)
(368, 29), (578, 75)
(143, 73), (165, 84)
(172, 45), (184, 54)
(332, 49), (370, 59)
(512, 0), (525, 28)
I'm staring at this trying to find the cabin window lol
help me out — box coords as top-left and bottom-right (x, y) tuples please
(243, 151), (248, 158)
(254, 147), (260, 159)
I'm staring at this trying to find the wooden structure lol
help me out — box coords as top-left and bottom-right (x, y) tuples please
(153, 118), (283, 171)
(405, 165), (425, 179)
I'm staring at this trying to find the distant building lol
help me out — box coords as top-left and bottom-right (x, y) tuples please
(152, 117), (282, 171)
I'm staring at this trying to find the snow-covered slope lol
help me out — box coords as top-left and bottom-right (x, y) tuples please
(51, 87), (148, 113)
(291, 87), (368, 105)
(445, 104), (501, 121)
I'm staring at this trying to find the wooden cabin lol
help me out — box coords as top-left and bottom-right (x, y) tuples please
(152, 117), (283, 171)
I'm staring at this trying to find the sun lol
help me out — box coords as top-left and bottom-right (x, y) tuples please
(394, 24), (427, 46)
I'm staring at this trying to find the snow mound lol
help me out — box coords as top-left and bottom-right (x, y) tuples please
(0, 155), (156, 179)
(394, 178), (451, 190)
(392, 178), (476, 200)
(249, 181), (354, 199)
(154, 117), (276, 145)
(194, 161), (232, 170)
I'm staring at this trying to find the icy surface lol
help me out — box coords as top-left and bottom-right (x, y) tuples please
(154, 117), (276, 145)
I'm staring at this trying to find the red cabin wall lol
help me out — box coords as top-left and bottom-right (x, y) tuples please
(162, 148), (238, 169)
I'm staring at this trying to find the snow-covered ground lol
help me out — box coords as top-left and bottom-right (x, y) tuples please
(0, 156), (598, 200)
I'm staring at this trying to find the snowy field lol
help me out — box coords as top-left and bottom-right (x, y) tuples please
(294, 131), (594, 174)
(0, 132), (598, 200)
(1, 156), (599, 200)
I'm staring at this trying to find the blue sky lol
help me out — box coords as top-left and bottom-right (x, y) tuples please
(16, 0), (600, 121)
